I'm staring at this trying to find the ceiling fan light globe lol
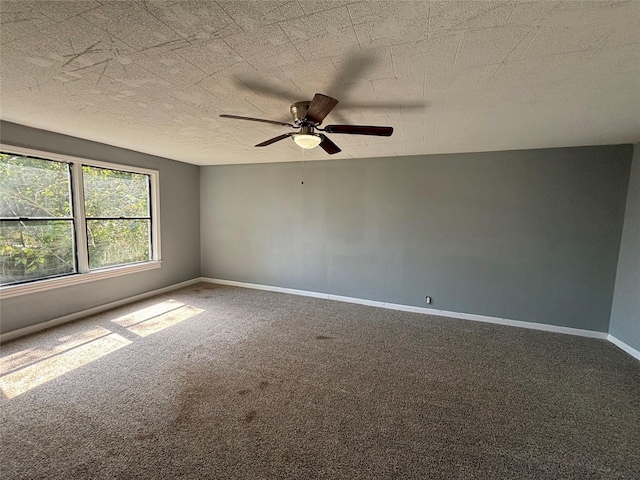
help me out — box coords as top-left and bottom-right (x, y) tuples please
(294, 133), (322, 149)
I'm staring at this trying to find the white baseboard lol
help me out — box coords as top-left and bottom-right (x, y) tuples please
(201, 277), (329, 299)
(201, 277), (608, 340)
(0, 278), (201, 343)
(607, 335), (640, 361)
(5, 277), (631, 360)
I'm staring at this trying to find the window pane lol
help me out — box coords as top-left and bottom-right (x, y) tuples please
(87, 219), (150, 269)
(83, 166), (150, 218)
(0, 221), (76, 285)
(0, 154), (71, 218)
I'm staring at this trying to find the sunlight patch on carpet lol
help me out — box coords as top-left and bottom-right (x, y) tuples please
(0, 326), (112, 376)
(1, 301), (205, 398)
(111, 299), (186, 327)
(0, 332), (131, 399)
(126, 305), (204, 337)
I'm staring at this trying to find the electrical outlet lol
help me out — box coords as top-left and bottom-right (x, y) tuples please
(425, 296), (432, 304)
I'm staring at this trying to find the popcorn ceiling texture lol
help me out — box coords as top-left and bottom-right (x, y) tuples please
(0, 1), (638, 165)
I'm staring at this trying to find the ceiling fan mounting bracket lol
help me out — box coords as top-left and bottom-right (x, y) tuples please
(290, 101), (312, 125)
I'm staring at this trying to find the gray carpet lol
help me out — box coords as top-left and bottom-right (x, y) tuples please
(1, 283), (639, 479)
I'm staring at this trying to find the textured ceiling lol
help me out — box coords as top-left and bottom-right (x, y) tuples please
(1, 0), (639, 166)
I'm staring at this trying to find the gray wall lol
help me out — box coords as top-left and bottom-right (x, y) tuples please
(0, 122), (201, 335)
(201, 145), (632, 332)
(609, 144), (640, 350)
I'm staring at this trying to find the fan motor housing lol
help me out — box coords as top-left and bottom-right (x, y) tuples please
(290, 101), (311, 123)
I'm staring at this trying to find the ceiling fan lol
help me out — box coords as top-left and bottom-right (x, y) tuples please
(219, 93), (393, 155)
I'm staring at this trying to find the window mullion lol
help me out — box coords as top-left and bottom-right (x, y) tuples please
(71, 163), (89, 274)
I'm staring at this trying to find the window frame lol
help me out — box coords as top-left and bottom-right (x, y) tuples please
(0, 144), (161, 298)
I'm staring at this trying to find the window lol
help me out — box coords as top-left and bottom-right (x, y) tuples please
(83, 166), (152, 270)
(0, 146), (160, 295)
(0, 156), (76, 284)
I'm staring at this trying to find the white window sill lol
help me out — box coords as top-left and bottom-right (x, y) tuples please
(0, 261), (162, 299)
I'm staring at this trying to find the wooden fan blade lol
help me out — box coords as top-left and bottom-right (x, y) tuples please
(220, 114), (294, 128)
(255, 133), (295, 147)
(306, 93), (339, 125)
(319, 134), (341, 155)
(324, 125), (393, 136)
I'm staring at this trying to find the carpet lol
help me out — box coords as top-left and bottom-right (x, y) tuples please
(1, 283), (639, 479)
